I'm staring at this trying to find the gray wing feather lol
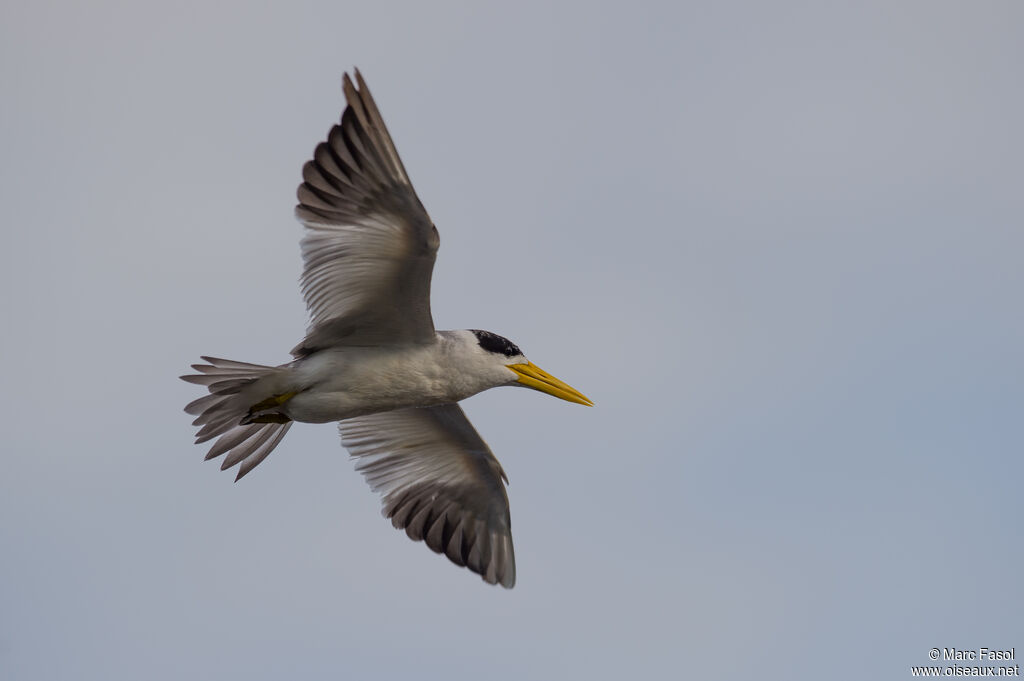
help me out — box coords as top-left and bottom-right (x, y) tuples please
(339, 404), (516, 588)
(293, 70), (440, 356)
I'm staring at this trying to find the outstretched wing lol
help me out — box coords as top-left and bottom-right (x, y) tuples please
(338, 404), (516, 588)
(293, 70), (440, 356)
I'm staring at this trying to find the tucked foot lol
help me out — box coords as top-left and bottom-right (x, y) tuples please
(241, 391), (298, 425)
(244, 413), (292, 424)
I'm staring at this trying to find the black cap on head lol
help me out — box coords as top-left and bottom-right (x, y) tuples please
(471, 330), (523, 358)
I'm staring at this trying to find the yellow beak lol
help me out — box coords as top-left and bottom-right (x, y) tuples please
(507, 362), (593, 406)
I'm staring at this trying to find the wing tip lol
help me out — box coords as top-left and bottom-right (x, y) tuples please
(342, 70), (358, 104)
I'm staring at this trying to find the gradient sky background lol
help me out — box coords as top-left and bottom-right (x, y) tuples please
(2, 2), (1022, 679)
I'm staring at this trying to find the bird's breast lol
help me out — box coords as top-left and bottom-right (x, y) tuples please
(283, 344), (480, 424)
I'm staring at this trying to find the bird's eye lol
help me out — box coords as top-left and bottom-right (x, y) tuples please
(471, 330), (522, 357)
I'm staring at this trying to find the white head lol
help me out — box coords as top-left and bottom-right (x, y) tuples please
(463, 329), (593, 406)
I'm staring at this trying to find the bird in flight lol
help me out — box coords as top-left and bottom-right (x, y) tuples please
(182, 70), (591, 588)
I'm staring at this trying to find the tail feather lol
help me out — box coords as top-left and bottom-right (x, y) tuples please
(206, 424), (259, 460)
(184, 392), (222, 416)
(198, 356), (273, 370)
(181, 356), (294, 480)
(237, 424), (291, 480)
(221, 424), (278, 469)
(195, 414), (240, 443)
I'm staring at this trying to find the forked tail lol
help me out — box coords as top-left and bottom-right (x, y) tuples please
(181, 356), (295, 481)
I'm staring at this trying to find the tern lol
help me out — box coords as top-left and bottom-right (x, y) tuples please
(182, 70), (591, 588)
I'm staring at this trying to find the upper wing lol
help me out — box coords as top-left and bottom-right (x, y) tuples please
(293, 70), (440, 356)
(338, 404), (516, 588)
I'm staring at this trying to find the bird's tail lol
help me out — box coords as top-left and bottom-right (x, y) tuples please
(181, 356), (295, 481)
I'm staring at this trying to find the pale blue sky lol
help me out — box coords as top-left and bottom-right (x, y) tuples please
(2, 1), (1022, 679)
